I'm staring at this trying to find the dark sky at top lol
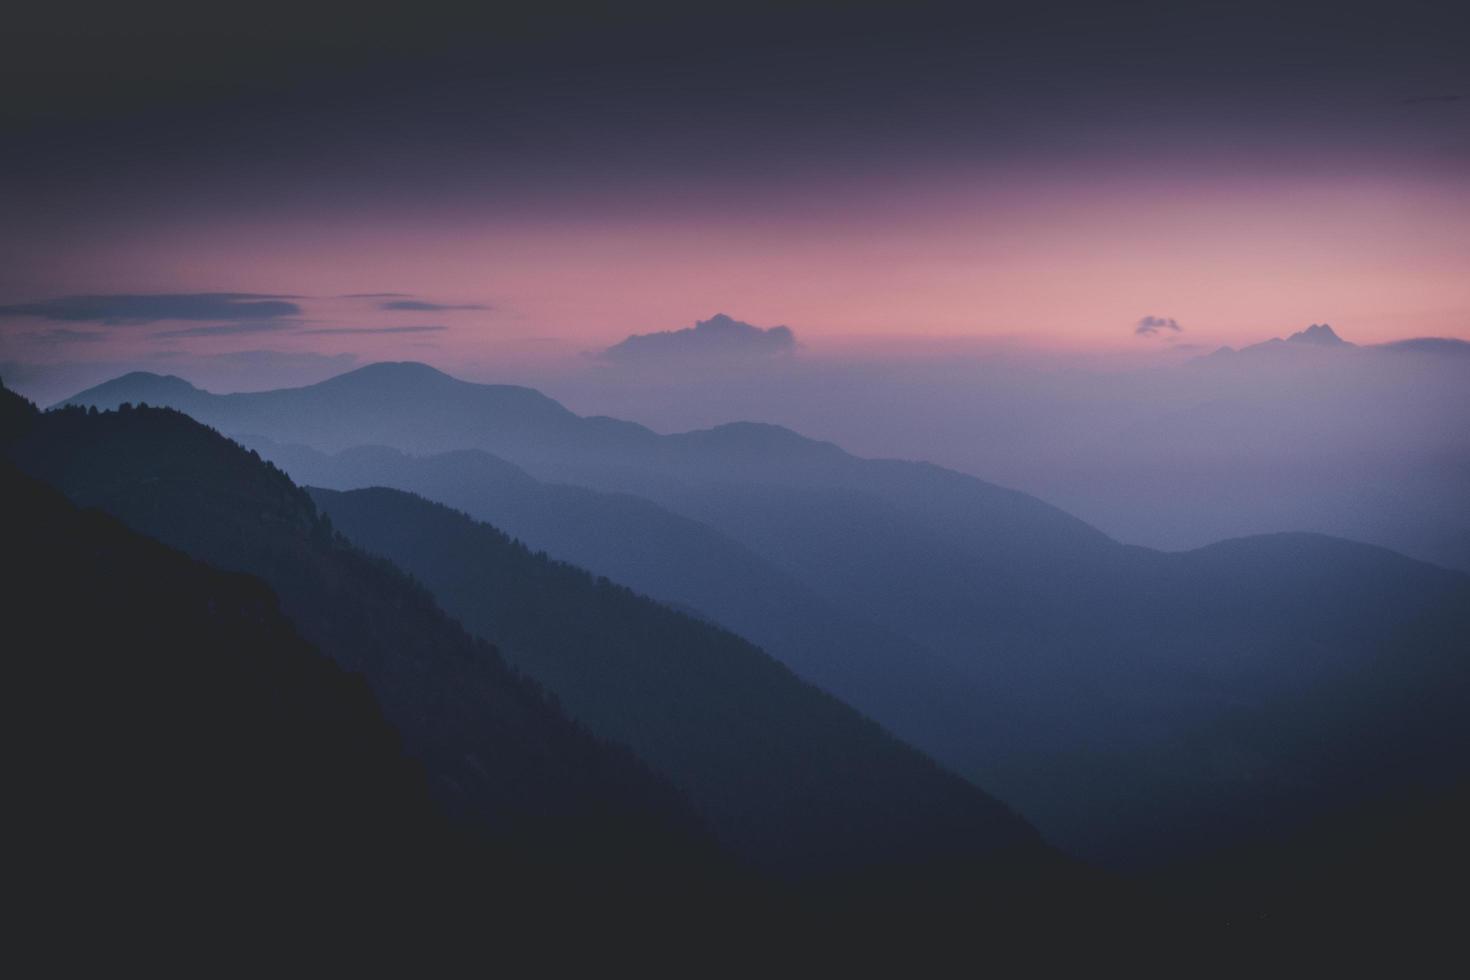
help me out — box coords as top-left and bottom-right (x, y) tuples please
(6, 0), (1465, 199)
(1, 0), (1466, 377)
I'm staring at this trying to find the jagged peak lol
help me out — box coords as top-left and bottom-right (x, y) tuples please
(1286, 323), (1349, 346)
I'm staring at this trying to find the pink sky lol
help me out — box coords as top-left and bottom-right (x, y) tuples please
(6, 166), (1468, 376)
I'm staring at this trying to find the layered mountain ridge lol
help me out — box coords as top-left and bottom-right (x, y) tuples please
(58, 362), (1470, 867)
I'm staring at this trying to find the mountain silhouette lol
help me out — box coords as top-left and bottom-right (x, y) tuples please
(61, 362), (656, 456)
(1, 459), (447, 924)
(1287, 323), (1351, 346)
(57, 362), (1470, 868)
(0, 386), (717, 888)
(2, 381), (1086, 903)
(307, 483), (1042, 876)
(241, 436), (993, 766)
(1201, 324), (1470, 361)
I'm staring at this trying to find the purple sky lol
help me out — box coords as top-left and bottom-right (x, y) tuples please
(3, 1), (1467, 393)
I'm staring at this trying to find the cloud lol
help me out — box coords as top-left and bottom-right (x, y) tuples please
(339, 292), (414, 298)
(0, 293), (302, 324)
(152, 320), (304, 338)
(599, 313), (798, 361)
(1135, 315), (1183, 337)
(297, 325), (448, 336)
(19, 328), (110, 345)
(380, 300), (489, 312)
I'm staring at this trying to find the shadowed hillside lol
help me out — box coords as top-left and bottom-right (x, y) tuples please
(309, 484), (1040, 876)
(2, 460), (442, 923)
(0, 387), (716, 888)
(245, 437), (996, 765)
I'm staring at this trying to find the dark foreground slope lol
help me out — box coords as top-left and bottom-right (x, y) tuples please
(2, 462), (442, 921)
(1154, 780), (1470, 942)
(0, 390), (716, 890)
(310, 485), (1039, 876)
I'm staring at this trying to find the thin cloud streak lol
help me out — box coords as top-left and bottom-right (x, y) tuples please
(1135, 316), (1183, 337)
(153, 320), (304, 338)
(298, 325), (448, 336)
(380, 300), (489, 312)
(0, 293), (303, 324)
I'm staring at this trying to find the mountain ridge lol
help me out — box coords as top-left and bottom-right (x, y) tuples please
(309, 482), (1044, 874)
(3, 382), (1064, 888)
(0, 387), (719, 883)
(50, 362), (1470, 867)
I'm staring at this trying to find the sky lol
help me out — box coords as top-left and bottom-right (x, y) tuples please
(2, 0), (1468, 396)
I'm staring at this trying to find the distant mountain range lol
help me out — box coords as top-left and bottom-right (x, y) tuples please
(1203, 322), (1470, 359)
(239, 437), (999, 776)
(2, 381), (1052, 891)
(8, 357), (1470, 946)
(58, 362), (1470, 868)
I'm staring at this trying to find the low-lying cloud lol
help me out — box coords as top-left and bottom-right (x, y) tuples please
(1135, 315), (1182, 337)
(153, 320), (304, 338)
(599, 313), (797, 361)
(380, 300), (489, 312)
(22, 328), (110, 345)
(298, 325), (448, 336)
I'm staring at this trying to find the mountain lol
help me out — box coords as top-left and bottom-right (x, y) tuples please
(1160, 328), (1470, 571)
(1206, 324), (1470, 360)
(1287, 322), (1352, 346)
(2, 382), (1076, 896)
(0, 387), (717, 889)
(307, 484), (1041, 876)
(646, 481), (1470, 866)
(1, 458), (445, 924)
(57, 362), (1470, 868)
(60, 361), (657, 456)
(241, 438), (996, 764)
(1204, 322), (1358, 359)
